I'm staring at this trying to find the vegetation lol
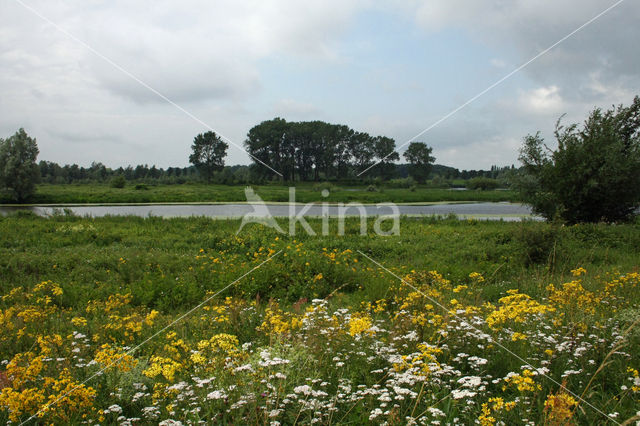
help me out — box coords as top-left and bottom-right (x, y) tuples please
(244, 118), (407, 181)
(2, 183), (518, 204)
(110, 175), (126, 189)
(0, 214), (639, 423)
(466, 177), (501, 191)
(34, 161), (509, 187)
(512, 96), (640, 223)
(403, 142), (435, 183)
(0, 128), (40, 202)
(189, 131), (229, 183)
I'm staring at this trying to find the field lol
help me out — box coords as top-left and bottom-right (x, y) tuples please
(0, 213), (639, 424)
(4, 183), (518, 205)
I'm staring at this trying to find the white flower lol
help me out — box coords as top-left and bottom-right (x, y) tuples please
(269, 409), (282, 418)
(427, 407), (445, 417)
(294, 385), (312, 396)
(159, 420), (183, 426)
(206, 390), (227, 400)
(104, 404), (122, 414)
(369, 408), (383, 420)
(457, 376), (482, 388)
(451, 389), (477, 399)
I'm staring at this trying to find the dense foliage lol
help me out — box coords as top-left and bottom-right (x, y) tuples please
(403, 142), (435, 183)
(0, 128), (40, 202)
(188, 131), (229, 183)
(513, 97), (640, 223)
(244, 118), (402, 181)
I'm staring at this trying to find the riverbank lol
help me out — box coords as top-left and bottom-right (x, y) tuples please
(2, 183), (518, 205)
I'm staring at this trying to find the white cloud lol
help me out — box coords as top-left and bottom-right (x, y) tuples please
(0, 0), (638, 170)
(0, 0), (366, 167)
(518, 85), (564, 114)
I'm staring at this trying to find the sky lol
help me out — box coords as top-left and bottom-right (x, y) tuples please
(0, 0), (638, 172)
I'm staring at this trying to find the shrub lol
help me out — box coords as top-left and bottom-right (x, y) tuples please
(312, 182), (336, 192)
(134, 183), (149, 190)
(514, 222), (561, 266)
(387, 177), (416, 188)
(110, 175), (126, 188)
(511, 96), (640, 223)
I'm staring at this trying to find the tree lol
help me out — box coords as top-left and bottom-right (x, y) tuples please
(403, 142), (435, 183)
(512, 96), (640, 223)
(373, 136), (400, 180)
(0, 128), (40, 202)
(348, 132), (375, 172)
(189, 131), (229, 182)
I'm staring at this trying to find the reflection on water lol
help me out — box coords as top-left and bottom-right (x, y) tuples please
(0, 202), (535, 221)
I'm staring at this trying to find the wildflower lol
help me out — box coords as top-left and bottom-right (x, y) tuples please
(348, 313), (373, 337)
(469, 272), (485, 282)
(206, 390), (227, 400)
(503, 369), (541, 393)
(486, 290), (554, 329)
(571, 267), (586, 277)
(71, 316), (87, 327)
(511, 332), (527, 341)
(94, 344), (138, 372)
(544, 391), (578, 424)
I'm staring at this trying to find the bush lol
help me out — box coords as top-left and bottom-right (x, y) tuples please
(512, 96), (640, 223)
(466, 177), (500, 190)
(313, 181), (336, 192)
(110, 175), (126, 188)
(514, 222), (561, 266)
(387, 177), (416, 188)
(134, 183), (149, 190)
(366, 185), (378, 192)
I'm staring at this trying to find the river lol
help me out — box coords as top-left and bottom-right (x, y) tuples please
(0, 202), (537, 221)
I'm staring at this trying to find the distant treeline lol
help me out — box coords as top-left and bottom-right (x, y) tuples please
(37, 160), (513, 185)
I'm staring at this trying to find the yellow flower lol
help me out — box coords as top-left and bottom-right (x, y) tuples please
(94, 344), (138, 372)
(486, 290), (554, 330)
(544, 391), (578, 424)
(71, 316), (87, 327)
(348, 313), (373, 337)
(503, 369), (541, 393)
(511, 332), (527, 341)
(469, 272), (485, 282)
(570, 267), (586, 277)
(143, 356), (182, 382)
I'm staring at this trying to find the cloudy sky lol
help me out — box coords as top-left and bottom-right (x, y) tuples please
(1, 0), (638, 171)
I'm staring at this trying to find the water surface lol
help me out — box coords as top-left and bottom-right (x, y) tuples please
(0, 202), (535, 221)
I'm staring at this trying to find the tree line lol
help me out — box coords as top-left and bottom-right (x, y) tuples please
(244, 118), (404, 181)
(1, 121), (510, 203)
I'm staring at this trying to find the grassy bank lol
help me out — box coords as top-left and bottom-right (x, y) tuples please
(3, 183), (518, 204)
(0, 214), (639, 424)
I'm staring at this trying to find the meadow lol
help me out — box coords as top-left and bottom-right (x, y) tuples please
(0, 212), (639, 424)
(5, 183), (517, 205)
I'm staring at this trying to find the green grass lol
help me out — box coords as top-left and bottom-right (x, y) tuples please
(1, 214), (639, 424)
(2, 182), (518, 204)
(1, 214), (637, 306)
